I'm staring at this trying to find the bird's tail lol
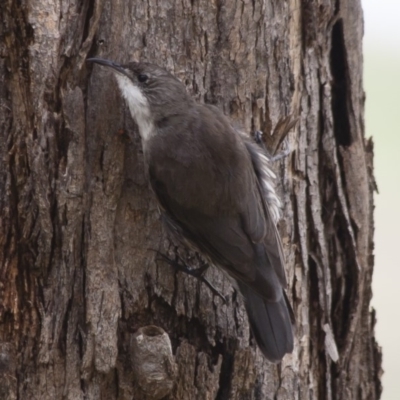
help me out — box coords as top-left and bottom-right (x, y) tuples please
(238, 282), (294, 362)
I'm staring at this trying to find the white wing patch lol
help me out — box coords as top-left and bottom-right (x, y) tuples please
(257, 152), (282, 224)
(236, 129), (282, 224)
(114, 74), (155, 142)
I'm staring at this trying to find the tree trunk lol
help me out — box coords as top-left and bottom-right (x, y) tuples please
(0, 0), (382, 399)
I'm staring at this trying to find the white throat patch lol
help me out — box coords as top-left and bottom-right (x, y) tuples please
(114, 74), (155, 143)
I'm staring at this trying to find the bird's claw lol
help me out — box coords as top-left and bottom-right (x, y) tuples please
(269, 139), (291, 161)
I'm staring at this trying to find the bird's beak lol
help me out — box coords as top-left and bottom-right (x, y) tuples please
(87, 57), (127, 76)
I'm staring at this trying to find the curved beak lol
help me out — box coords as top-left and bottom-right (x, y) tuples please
(86, 57), (126, 75)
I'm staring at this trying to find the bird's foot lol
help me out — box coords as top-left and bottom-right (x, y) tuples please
(253, 116), (297, 158)
(155, 252), (227, 303)
(254, 130), (292, 161)
(269, 138), (291, 162)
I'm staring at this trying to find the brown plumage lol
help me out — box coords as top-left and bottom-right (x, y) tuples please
(88, 58), (294, 362)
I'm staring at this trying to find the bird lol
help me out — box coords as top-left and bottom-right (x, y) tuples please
(87, 57), (294, 362)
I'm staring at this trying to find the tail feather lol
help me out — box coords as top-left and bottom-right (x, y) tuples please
(238, 282), (294, 362)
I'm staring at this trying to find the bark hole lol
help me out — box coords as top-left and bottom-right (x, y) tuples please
(330, 19), (352, 147)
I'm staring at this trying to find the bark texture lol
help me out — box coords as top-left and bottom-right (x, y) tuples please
(0, 0), (382, 399)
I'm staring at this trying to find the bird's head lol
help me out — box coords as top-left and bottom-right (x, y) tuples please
(87, 58), (191, 138)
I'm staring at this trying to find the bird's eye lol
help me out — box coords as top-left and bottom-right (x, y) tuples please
(138, 74), (149, 83)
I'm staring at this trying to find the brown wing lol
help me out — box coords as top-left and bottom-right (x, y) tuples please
(150, 173), (283, 300)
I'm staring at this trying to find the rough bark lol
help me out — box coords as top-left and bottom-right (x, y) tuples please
(0, 0), (382, 399)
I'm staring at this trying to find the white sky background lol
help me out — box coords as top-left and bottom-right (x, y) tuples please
(362, 1), (400, 399)
(363, 0), (400, 52)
